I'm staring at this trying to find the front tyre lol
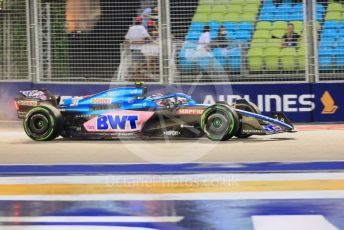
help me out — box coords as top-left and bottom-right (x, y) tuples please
(23, 105), (62, 141)
(200, 104), (239, 141)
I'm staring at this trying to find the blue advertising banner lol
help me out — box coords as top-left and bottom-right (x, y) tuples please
(0, 82), (342, 122)
(176, 83), (314, 122)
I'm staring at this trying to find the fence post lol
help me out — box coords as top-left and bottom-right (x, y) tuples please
(159, 0), (171, 84)
(311, 0), (320, 83)
(27, 0), (41, 83)
(304, 0), (318, 83)
(26, 0), (32, 81)
(41, 2), (52, 81)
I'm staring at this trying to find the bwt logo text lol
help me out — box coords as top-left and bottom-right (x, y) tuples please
(97, 115), (138, 130)
(204, 94), (315, 112)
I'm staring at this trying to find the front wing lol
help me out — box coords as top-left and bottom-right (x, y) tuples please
(235, 109), (296, 135)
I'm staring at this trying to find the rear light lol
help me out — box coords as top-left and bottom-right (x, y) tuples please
(14, 101), (19, 111)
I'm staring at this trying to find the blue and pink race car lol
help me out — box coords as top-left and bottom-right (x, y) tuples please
(15, 83), (295, 141)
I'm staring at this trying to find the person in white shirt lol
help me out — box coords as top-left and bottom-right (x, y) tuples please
(193, 25), (220, 74)
(197, 25), (211, 51)
(191, 25), (213, 63)
(125, 16), (151, 78)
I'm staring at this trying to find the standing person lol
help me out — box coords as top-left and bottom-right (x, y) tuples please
(125, 16), (151, 78)
(282, 23), (300, 47)
(142, 6), (159, 29)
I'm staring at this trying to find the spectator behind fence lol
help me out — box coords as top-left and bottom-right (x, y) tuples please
(214, 25), (229, 49)
(142, 30), (159, 76)
(142, 6), (159, 28)
(125, 16), (151, 77)
(273, 0), (301, 4)
(188, 25), (213, 68)
(213, 25), (239, 53)
(197, 25), (211, 51)
(282, 23), (300, 48)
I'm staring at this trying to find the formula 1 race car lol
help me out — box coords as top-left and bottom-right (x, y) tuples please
(15, 83), (296, 141)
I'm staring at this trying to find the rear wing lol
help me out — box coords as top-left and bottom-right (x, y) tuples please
(15, 89), (60, 119)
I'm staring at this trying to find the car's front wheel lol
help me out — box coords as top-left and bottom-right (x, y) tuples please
(23, 104), (62, 141)
(200, 103), (239, 141)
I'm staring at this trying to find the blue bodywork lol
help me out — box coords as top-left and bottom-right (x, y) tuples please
(60, 87), (200, 115)
(59, 86), (293, 131)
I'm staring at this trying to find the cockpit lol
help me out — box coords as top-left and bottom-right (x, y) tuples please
(147, 93), (196, 108)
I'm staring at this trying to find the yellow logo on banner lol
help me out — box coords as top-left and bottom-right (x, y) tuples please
(321, 91), (338, 114)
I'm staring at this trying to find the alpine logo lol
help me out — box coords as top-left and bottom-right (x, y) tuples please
(97, 115), (138, 130)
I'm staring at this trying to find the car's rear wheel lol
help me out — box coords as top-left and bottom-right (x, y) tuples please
(200, 103), (239, 141)
(23, 104), (62, 141)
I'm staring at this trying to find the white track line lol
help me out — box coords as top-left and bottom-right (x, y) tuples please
(0, 216), (183, 223)
(0, 191), (343, 201)
(0, 173), (343, 184)
(0, 227), (157, 230)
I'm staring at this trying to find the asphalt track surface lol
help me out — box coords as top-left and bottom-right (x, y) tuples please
(0, 122), (343, 165)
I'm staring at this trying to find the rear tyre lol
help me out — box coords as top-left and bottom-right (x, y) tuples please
(23, 104), (62, 141)
(200, 103), (239, 141)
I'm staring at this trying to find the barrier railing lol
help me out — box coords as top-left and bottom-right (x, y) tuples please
(173, 40), (307, 83)
(116, 42), (161, 83)
(0, 0), (343, 83)
(316, 0), (344, 82)
(169, 0), (310, 83)
(0, 0), (29, 81)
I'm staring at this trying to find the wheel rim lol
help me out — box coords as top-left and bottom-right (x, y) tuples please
(29, 114), (50, 135)
(212, 117), (223, 128)
(205, 113), (229, 137)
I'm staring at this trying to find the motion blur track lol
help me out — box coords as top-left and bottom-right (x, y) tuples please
(0, 122), (343, 229)
(0, 162), (343, 229)
(0, 122), (343, 164)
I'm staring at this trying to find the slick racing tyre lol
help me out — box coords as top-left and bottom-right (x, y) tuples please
(200, 103), (239, 141)
(23, 104), (62, 141)
(235, 101), (261, 139)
